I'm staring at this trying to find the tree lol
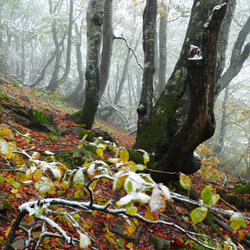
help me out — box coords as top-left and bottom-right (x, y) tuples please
(137, 0), (157, 134)
(76, 0), (106, 129)
(46, 0), (74, 92)
(134, 0), (228, 181)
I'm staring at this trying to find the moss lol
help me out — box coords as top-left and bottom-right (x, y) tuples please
(0, 92), (10, 101)
(28, 108), (52, 124)
(134, 94), (179, 154)
(128, 150), (144, 165)
(233, 182), (250, 194)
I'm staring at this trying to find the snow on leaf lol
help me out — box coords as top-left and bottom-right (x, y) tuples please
(134, 192), (150, 203)
(0, 138), (12, 159)
(35, 177), (54, 196)
(149, 187), (166, 216)
(87, 163), (96, 178)
(73, 169), (85, 190)
(159, 184), (171, 201)
(79, 233), (91, 249)
(44, 151), (54, 155)
(190, 207), (208, 224)
(124, 172), (145, 193)
(230, 213), (246, 231)
(116, 194), (134, 207)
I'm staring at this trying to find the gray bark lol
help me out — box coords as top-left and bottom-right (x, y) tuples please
(215, 14), (250, 99)
(137, 0), (157, 134)
(99, 0), (113, 98)
(155, 2), (168, 100)
(77, 0), (106, 129)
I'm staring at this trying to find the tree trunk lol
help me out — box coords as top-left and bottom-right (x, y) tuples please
(46, 0), (74, 92)
(215, 14), (250, 99)
(134, 0), (218, 154)
(137, 0), (157, 134)
(150, 3), (227, 182)
(213, 85), (229, 155)
(63, 23), (85, 107)
(99, 0), (113, 98)
(155, 1), (168, 100)
(77, 0), (106, 129)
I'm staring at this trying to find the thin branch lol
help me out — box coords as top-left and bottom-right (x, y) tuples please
(114, 34), (143, 70)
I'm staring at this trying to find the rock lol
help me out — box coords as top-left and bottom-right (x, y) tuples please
(28, 108), (57, 132)
(11, 115), (31, 127)
(109, 219), (142, 245)
(0, 191), (9, 213)
(20, 95), (30, 103)
(150, 234), (171, 250)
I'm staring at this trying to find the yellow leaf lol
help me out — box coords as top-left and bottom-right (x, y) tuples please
(120, 149), (129, 162)
(5, 226), (11, 238)
(11, 188), (19, 194)
(126, 242), (133, 248)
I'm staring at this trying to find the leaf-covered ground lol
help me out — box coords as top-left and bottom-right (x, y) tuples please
(0, 77), (250, 250)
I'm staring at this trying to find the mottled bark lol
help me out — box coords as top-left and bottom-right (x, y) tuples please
(99, 0), (113, 98)
(134, 0), (218, 154)
(151, 3), (227, 182)
(215, 15), (250, 99)
(137, 0), (157, 134)
(155, 2), (168, 100)
(77, 0), (106, 129)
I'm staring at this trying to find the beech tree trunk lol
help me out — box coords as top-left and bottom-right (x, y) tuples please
(134, 0), (227, 181)
(137, 0), (157, 134)
(77, 0), (106, 129)
(99, 0), (113, 99)
(155, 1), (168, 100)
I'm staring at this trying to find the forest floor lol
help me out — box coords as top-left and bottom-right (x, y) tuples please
(0, 76), (250, 250)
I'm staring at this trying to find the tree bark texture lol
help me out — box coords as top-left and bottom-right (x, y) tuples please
(134, 0), (218, 154)
(215, 14), (250, 99)
(150, 3), (228, 182)
(155, 2), (168, 100)
(99, 0), (113, 98)
(77, 0), (106, 129)
(137, 0), (157, 134)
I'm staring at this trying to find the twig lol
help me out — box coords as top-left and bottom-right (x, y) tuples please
(114, 34), (143, 70)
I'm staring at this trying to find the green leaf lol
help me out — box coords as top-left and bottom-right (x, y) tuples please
(137, 164), (146, 171)
(230, 213), (246, 230)
(201, 185), (220, 206)
(126, 180), (133, 193)
(73, 169), (85, 190)
(125, 202), (138, 216)
(190, 207), (208, 224)
(179, 173), (191, 190)
(120, 149), (129, 162)
(6, 177), (20, 188)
